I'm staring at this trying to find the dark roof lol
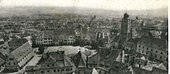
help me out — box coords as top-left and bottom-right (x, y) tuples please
(88, 49), (121, 68)
(54, 26), (76, 36)
(37, 51), (64, 64)
(11, 42), (33, 62)
(127, 38), (140, 44)
(71, 51), (87, 67)
(100, 49), (122, 67)
(152, 67), (168, 74)
(0, 52), (6, 60)
(132, 66), (151, 74)
(43, 30), (55, 38)
(138, 36), (167, 51)
(77, 67), (94, 74)
(0, 52), (6, 65)
(112, 34), (120, 42)
(109, 61), (131, 74)
(37, 51), (74, 67)
(8, 38), (28, 50)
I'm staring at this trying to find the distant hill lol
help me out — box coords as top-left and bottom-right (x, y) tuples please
(0, 6), (168, 18)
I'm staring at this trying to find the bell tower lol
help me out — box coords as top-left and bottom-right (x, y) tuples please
(121, 13), (130, 38)
(118, 13), (131, 48)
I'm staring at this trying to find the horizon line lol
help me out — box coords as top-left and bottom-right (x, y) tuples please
(0, 5), (168, 11)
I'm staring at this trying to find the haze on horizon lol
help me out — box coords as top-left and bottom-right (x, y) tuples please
(0, 0), (168, 10)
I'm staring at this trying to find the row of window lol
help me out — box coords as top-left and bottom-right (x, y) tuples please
(150, 53), (164, 60)
(41, 68), (72, 73)
(36, 39), (75, 42)
(138, 44), (161, 48)
(8, 62), (16, 66)
(38, 36), (74, 40)
(44, 38), (53, 40)
(138, 45), (164, 55)
(141, 49), (163, 55)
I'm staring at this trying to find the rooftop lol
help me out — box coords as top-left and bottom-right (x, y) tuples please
(44, 46), (89, 56)
(11, 42), (33, 62)
(138, 36), (167, 51)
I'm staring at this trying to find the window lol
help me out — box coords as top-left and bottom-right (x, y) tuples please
(52, 64), (55, 67)
(62, 69), (64, 71)
(58, 69), (60, 72)
(146, 52), (148, 54)
(8, 62), (10, 65)
(47, 64), (49, 67)
(47, 70), (49, 72)
(160, 56), (162, 59)
(142, 50), (144, 53)
(53, 70), (56, 72)
(90, 65), (92, 67)
(156, 51), (158, 53)
(147, 48), (148, 50)
(155, 55), (157, 58)
(41, 71), (44, 73)
(9, 58), (14, 60)
(161, 52), (163, 55)
(66, 68), (70, 71)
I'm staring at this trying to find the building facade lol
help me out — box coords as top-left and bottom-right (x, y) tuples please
(2, 42), (34, 73)
(136, 36), (167, 62)
(25, 51), (75, 74)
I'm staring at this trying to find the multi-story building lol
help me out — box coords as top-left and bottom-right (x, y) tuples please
(35, 30), (54, 46)
(0, 52), (6, 72)
(87, 49), (124, 74)
(2, 42), (34, 73)
(120, 13), (131, 38)
(136, 36), (167, 62)
(124, 38), (139, 51)
(25, 51), (75, 74)
(35, 29), (76, 46)
(118, 13), (132, 48)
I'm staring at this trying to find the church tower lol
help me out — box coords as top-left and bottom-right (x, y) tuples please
(121, 13), (130, 38)
(118, 13), (131, 48)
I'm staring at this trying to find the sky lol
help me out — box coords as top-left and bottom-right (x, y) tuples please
(0, 0), (168, 10)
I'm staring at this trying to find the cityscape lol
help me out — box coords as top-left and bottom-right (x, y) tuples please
(0, 1), (168, 74)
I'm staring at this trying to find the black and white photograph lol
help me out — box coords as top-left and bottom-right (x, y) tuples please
(0, 0), (168, 74)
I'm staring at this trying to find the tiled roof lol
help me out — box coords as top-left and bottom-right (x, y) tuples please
(138, 36), (167, 51)
(11, 42), (33, 62)
(112, 34), (120, 42)
(8, 38), (28, 50)
(100, 49), (121, 63)
(132, 66), (151, 74)
(0, 52), (6, 65)
(43, 30), (54, 38)
(127, 38), (139, 43)
(72, 51), (87, 67)
(37, 51), (75, 67)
